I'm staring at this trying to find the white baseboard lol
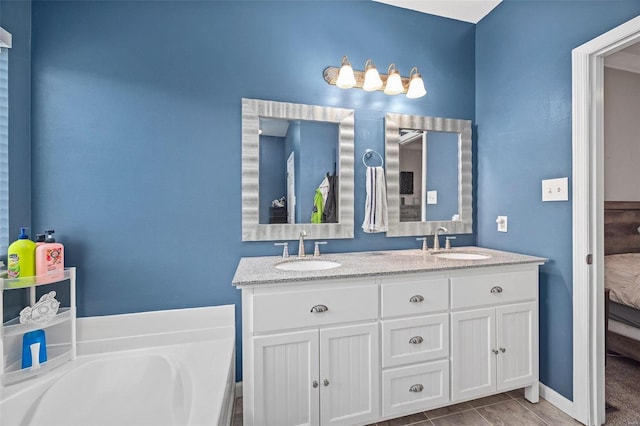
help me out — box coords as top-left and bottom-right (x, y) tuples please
(540, 383), (575, 420)
(235, 381), (243, 398)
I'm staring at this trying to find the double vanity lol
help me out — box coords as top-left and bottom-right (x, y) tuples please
(233, 247), (546, 426)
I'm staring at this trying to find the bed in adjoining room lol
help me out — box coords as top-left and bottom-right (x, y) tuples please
(604, 201), (640, 362)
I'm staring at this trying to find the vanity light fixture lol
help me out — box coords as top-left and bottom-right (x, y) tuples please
(323, 57), (426, 99)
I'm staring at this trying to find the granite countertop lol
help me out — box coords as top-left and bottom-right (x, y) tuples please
(232, 246), (547, 287)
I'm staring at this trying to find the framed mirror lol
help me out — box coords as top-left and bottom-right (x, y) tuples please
(242, 98), (355, 241)
(385, 113), (472, 237)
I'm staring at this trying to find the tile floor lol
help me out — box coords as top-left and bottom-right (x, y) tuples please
(230, 388), (580, 426)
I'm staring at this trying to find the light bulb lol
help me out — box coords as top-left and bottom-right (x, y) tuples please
(362, 59), (383, 92)
(384, 64), (403, 95)
(335, 56), (356, 89)
(406, 67), (427, 99)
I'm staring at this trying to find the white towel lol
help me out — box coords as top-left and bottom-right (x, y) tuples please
(362, 166), (388, 233)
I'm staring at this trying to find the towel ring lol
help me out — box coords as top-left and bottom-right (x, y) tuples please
(362, 149), (384, 167)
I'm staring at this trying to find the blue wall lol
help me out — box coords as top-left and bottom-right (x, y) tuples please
(258, 135), (286, 224)
(476, 0), (640, 400)
(29, 0), (476, 381)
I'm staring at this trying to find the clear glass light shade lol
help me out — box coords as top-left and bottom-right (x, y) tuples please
(406, 75), (427, 98)
(363, 61), (383, 91)
(384, 71), (403, 95)
(336, 57), (356, 89)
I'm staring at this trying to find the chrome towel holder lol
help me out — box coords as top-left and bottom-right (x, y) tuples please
(362, 149), (384, 167)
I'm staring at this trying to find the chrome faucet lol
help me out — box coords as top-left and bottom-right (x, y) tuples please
(298, 230), (307, 257)
(433, 227), (448, 251)
(314, 241), (327, 257)
(416, 237), (428, 251)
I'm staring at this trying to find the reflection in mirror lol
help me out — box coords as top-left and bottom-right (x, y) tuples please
(242, 99), (355, 241)
(398, 130), (459, 222)
(258, 118), (339, 225)
(386, 113), (472, 237)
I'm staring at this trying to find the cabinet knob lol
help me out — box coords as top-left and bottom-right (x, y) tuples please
(490, 286), (503, 294)
(500, 347), (506, 353)
(409, 295), (424, 303)
(312, 380), (319, 388)
(323, 379), (330, 387)
(409, 336), (424, 344)
(492, 349), (499, 355)
(310, 304), (329, 313)
(409, 384), (424, 393)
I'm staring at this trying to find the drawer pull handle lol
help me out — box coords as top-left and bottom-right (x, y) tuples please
(312, 380), (319, 388)
(490, 286), (503, 294)
(323, 379), (330, 387)
(409, 336), (424, 344)
(500, 347), (506, 353)
(409, 384), (424, 393)
(492, 349), (499, 355)
(409, 295), (424, 303)
(310, 305), (329, 313)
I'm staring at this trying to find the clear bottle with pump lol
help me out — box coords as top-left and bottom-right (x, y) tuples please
(7, 227), (36, 278)
(35, 230), (64, 282)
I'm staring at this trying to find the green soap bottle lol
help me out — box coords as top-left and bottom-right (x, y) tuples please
(7, 227), (36, 278)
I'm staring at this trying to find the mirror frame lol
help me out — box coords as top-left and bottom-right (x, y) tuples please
(385, 113), (473, 237)
(242, 98), (355, 241)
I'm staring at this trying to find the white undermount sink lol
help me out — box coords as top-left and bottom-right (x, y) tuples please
(275, 259), (342, 271)
(432, 252), (491, 260)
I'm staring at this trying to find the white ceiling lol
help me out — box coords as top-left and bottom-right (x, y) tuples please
(373, 0), (503, 24)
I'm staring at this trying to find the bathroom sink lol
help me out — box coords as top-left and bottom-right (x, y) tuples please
(275, 259), (342, 271)
(431, 252), (491, 260)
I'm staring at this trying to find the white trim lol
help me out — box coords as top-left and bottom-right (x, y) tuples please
(540, 383), (575, 419)
(572, 15), (640, 426)
(0, 27), (11, 49)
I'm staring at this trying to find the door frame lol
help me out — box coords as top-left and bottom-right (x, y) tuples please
(572, 15), (640, 426)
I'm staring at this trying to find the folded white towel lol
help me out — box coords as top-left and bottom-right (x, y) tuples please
(362, 166), (388, 233)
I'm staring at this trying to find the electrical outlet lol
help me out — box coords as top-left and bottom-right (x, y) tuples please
(496, 216), (508, 232)
(542, 177), (569, 202)
(427, 191), (438, 205)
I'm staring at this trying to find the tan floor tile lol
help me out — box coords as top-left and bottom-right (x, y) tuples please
(234, 397), (243, 414)
(377, 412), (429, 426)
(431, 409), (491, 426)
(425, 401), (474, 419)
(517, 398), (582, 425)
(467, 392), (511, 408)
(506, 388), (525, 399)
(476, 399), (547, 425)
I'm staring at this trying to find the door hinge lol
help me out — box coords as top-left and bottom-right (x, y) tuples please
(586, 254), (593, 265)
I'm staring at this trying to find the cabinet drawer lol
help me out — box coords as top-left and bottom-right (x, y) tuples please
(253, 284), (378, 333)
(382, 361), (449, 418)
(450, 269), (537, 310)
(381, 277), (448, 318)
(382, 314), (448, 368)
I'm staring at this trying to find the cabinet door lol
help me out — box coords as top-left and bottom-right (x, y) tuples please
(254, 330), (320, 426)
(496, 302), (537, 391)
(319, 323), (379, 426)
(450, 307), (495, 401)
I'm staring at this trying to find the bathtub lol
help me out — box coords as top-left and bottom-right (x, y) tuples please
(1, 305), (236, 426)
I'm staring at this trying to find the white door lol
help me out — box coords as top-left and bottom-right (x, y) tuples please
(319, 323), (380, 426)
(287, 151), (295, 224)
(496, 302), (537, 391)
(450, 307), (495, 401)
(254, 330), (320, 426)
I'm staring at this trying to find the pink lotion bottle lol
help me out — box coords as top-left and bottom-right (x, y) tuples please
(35, 230), (64, 282)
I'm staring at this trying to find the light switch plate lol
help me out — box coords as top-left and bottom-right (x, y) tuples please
(497, 216), (508, 232)
(427, 191), (438, 205)
(542, 177), (569, 202)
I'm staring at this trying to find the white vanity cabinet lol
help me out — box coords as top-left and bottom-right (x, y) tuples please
(237, 253), (544, 426)
(243, 279), (380, 426)
(450, 268), (539, 403)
